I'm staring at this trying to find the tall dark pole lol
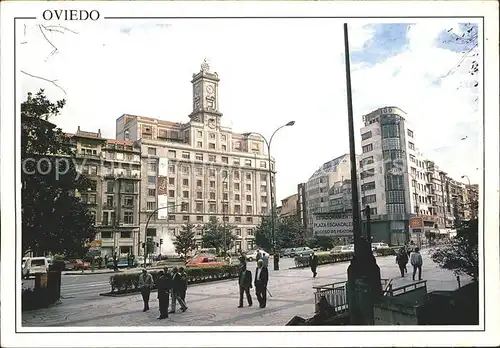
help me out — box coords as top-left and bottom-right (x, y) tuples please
(344, 23), (381, 326)
(222, 171), (229, 256)
(343, 23), (362, 255)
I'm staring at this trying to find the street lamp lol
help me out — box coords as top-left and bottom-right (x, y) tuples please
(222, 170), (229, 256)
(143, 202), (186, 268)
(242, 120), (295, 271)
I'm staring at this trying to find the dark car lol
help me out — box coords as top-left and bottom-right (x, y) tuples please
(290, 247), (314, 258)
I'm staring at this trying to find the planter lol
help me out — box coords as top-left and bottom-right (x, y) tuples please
(293, 253), (355, 268)
(103, 264), (240, 296)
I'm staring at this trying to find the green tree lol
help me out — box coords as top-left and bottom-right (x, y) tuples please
(255, 216), (306, 251)
(254, 216), (273, 251)
(22, 89), (96, 256)
(174, 222), (196, 257)
(201, 216), (236, 254)
(307, 235), (336, 251)
(431, 218), (478, 281)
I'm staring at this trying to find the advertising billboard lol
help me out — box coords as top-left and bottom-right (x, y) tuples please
(312, 212), (353, 237)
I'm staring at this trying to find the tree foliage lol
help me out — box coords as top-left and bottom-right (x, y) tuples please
(255, 216), (306, 251)
(22, 89), (96, 256)
(431, 218), (478, 281)
(307, 236), (342, 250)
(174, 222), (196, 257)
(201, 216), (236, 254)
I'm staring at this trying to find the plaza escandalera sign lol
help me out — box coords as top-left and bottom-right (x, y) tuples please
(312, 212), (354, 236)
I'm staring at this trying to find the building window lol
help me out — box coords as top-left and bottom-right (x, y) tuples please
(209, 133), (216, 140)
(233, 158), (240, 166)
(146, 228), (157, 237)
(246, 217), (253, 223)
(223, 182), (229, 191)
(223, 193), (229, 201)
(183, 191), (189, 198)
(246, 184), (251, 191)
(168, 150), (176, 158)
(196, 192), (203, 199)
(106, 181), (114, 193)
(123, 212), (134, 224)
(261, 196), (268, 203)
(361, 181), (376, 191)
(260, 174), (267, 181)
(148, 162), (157, 172)
(235, 228), (242, 236)
(168, 190), (175, 197)
(235, 194), (240, 201)
(197, 141), (203, 148)
(106, 196), (114, 207)
(234, 205), (241, 214)
(168, 215), (175, 221)
(234, 171), (240, 180)
(222, 156), (228, 164)
(169, 165), (175, 174)
(209, 155), (216, 162)
(195, 153), (203, 161)
(245, 159), (252, 167)
(147, 202), (156, 211)
(148, 176), (156, 185)
(387, 190), (405, 203)
(210, 192), (216, 200)
(246, 206), (252, 214)
(101, 231), (112, 239)
(167, 177), (174, 185)
(181, 203), (188, 212)
(148, 147), (156, 156)
(197, 180), (202, 188)
(209, 169), (216, 177)
(182, 178), (189, 186)
(235, 216), (242, 222)
(360, 169), (375, 179)
(124, 196), (134, 207)
(182, 166), (189, 175)
(183, 216), (189, 222)
(260, 161), (267, 168)
(209, 204), (216, 213)
(387, 203), (406, 214)
(182, 152), (190, 160)
(245, 173), (252, 180)
(408, 142), (415, 150)
(247, 228), (255, 236)
(362, 144), (373, 153)
(246, 195), (251, 202)
(197, 130), (203, 137)
(361, 131), (372, 140)
(196, 167), (203, 176)
(197, 215), (203, 222)
(221, 134), (227, 141)
(234, 183), (240, 190)
(210, 181), (216, 189)
(209, 143), (216, 150)
(362, 194), (377, 204)
(407, 129), (414, 137)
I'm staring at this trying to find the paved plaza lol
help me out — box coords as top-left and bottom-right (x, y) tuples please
(22, 251), (471, 327)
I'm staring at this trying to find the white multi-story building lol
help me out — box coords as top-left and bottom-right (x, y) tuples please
(304, 154), (355, 236)
(115, 61), (275, 253)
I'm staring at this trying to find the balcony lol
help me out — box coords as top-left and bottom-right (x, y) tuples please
(120, 188), (139, 195)
(76, 152), (102, 160)
(116, 172), (141, 180)
(102, 203), (115, 210)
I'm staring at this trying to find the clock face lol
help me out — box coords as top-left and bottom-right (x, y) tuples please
(205, 85), (214, 94)
(208, 118), (216, 128)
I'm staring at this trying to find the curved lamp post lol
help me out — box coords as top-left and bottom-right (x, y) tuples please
(461, 175), (475, 219)
(143, 202), (186, 268)
(243, 120), (295, 271)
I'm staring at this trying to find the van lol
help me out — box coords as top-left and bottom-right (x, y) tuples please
(22, 257), (49, 279)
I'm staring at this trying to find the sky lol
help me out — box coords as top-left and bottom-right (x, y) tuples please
(19, 20), (480, 202)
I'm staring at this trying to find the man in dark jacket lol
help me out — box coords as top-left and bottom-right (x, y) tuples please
(178, 266), (188, 302)
(169, 267), (188, 313)
(238, 263), (253, 308)
(396, 248), (409, 277)
(254, 260), (269, 308)
(309, 252), (319, 278)
(155, 269), (170, 319)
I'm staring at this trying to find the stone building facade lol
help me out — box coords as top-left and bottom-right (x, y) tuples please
(115, 62), (275, 253)
(68, 127), (141, 257)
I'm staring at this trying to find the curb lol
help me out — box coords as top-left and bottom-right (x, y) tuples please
(63, 270), (120, 275)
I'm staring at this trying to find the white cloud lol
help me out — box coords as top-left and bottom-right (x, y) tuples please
(20, 20), (480, 201)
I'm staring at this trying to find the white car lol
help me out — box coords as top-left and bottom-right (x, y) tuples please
(371, 242), (390, 251)
(136, 256), (153, 267)
(22, 257), (49, 279)
(245, 249), (269, 262)
(330, 245), (354, 255)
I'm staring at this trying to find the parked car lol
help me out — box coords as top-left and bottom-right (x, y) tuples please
(186, 255), (225, 268)
(290, 247), (314, 258)
(330, 245), (354, 255)
(70, 259), (91, 270)
(245, 249), (269, 262)
(136, 256), (153, 267)
(63, 260), (74, 271)
(281, 248), (293, 257)
(371, 242), (390, 251)
(22, 257), (50, 279)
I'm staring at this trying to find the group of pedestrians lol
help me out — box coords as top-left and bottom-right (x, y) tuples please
(395, 246), (424, 281)
(237, 253), (270, 309)
(138, 266), (188, 320)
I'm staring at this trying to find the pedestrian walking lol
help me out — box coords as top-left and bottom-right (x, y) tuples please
(262, 252), (269, 269)
(238, 252), (247, 268)
(395, 248), (409, 277)
(169, 267), (188, 313)
(178, 266), (188, 303)
(254, 259), (269, 308)
(112, 253), (118, 272)
(256, 250), (262, 263)
(138, 269), (153, 312)
(155, 270), (170, 319)
(309, 252), (318, 278)
(410, 247), (423, 281)
(237, 263), (253, 308)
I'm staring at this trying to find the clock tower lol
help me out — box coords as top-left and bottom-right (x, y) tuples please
(189, 59), (223, 128)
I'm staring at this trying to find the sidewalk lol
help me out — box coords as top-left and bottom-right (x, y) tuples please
(21, 254), (472, 327)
